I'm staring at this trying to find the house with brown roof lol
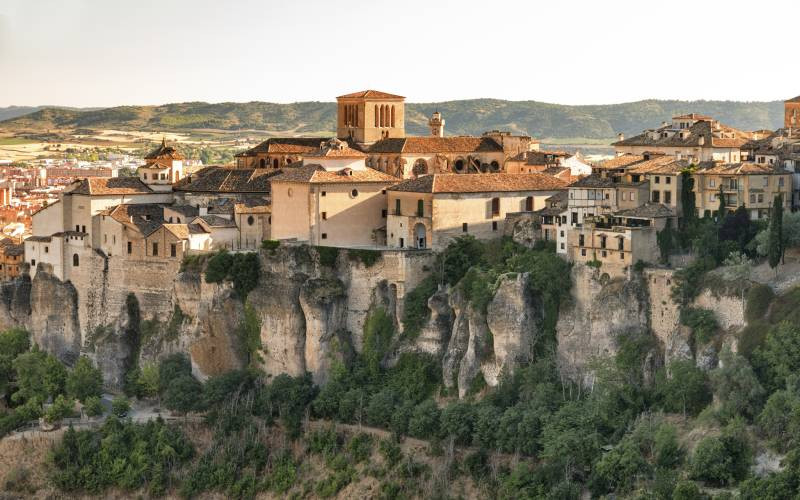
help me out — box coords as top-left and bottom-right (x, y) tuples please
(568, 203), (675, 277)
(0, 238), (24, 281)
(269, 138), (399, 247)
(612, 114), (753, 163)
(386, 173), (566, 250)
(139, 137), (186, 188)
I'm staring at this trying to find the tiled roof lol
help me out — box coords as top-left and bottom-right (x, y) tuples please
(161, 224), (190, 240)
(613, 120), (750, 149)
(786, 96), (800, 103)
(695, 161), (788, 175)
(366, 136), (503, 154)
(594, 154), (645, 169)
(236, 137), (330, 157)
(508, 150), (569, 165)
(234, 198), (270, 214)
(673, 113), (712, 120)
(389, 173), (567, 194)
(307, 139), (367, 158)
(195, 215), (237, 228)
(106, 204), (164, 236)
(145, 139), (185, 160)
(2, 243), (24, 256)
(569, 174), (616, 188)
(25, 235), (52, 243)
(173, 166), (279, 193)
(626, 156), (686, 175)
(68, 177), (154, 196)
(271, 164), (399, 184)
(337, 90), (404, 99)
(166, 205), (200, 217)
(615, 203), (675, 219)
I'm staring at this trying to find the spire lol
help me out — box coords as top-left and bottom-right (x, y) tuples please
(161, 136), (166, 148)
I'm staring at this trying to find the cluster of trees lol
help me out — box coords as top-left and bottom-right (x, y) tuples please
(1, 328), (104, 436)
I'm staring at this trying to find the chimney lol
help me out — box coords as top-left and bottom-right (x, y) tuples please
(617, 132), (624, 142)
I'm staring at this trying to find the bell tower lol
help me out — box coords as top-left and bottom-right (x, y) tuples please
(428, 111), (445, 137)
(786, 96), (800, 133)
(336, 90), (405, 145)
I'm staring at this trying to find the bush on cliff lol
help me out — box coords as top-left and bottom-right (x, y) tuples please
(203, 250), (260, 299)
(66, 356), (103, 403)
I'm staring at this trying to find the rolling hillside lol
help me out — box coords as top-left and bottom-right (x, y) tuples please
(0, 99), (786, 141)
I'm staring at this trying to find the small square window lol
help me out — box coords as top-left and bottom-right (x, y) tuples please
(321, 191), (327, 197)
(321, 211), (327, 220)
(462, 223), (468, 233)
(381, 209), (387, 218)
(581, 249), (586, 256)
(321, 233), (328, 239)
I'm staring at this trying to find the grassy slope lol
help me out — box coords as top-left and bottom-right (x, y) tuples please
(0, 99), (785, 141)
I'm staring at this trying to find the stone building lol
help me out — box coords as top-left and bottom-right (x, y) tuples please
(269, 139), (399, 247)
(567, 203), (675, 277)
(691, 161), (792, 219)
(0, 238), (24, 281)
(386, 173), (566, 250)
(234, 90), (539, 178)
(612, 114), (753, 163)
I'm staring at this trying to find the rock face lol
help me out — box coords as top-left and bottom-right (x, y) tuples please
(556, 266), (651, 383)
(413, 273), (542, 398)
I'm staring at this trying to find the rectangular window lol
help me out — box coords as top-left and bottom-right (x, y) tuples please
(758, 194), (764, 203)
(666, 177), (671, 185)
(581, 248), (586, 257)
(655, 176), (660, 184)
(492, 221), (498, 231)
(462, 223), (468, 233)
(321, 211), (327, 220)
(560, 243), (565, 249)
(665, 191), (672, 204)
(395, 199), (401, 215)
(170, 243), (177, 257)
(417, 199), (425, 217)
(127, 241), (132, 254)
(571, 212), (578, 224)
(618, 238), (624, 251)
(600, 235), (607, 248)
(579, 234), (585, 246)
(631, 192), (635, 201)
(152, 242), (158, 256)
(104, 234), (107, 243)
(622, 192), (628, 201)
(710, 179), (716, 188)
(620, 252), (625, 260)
(779, 177), (785, 187)
(44, 246), (48, 253)
(491, 197), (500, 217)
(601, 250), (607, 257)
(652, 191), (660, 203)
(381, 209), (387, 218)
(321, 191), (326, 197)
(321, 233), (328, 239)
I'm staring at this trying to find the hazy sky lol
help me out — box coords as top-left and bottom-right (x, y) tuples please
(1, 0), (798, 107)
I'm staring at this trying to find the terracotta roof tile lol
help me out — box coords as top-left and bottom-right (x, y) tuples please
(67, 177), (154, 196)
(366, 136), (503, 154)
(174, 166), (279, 193)
(145, 139), (185, 160)
(271, 164), (399, 184)
(569, 174), (616, 188)
(236, 137), (330, 157)
(613, 120), (750, 149)
(389, 173), (567, 194)
(615, 203), (675, 219)
(337, 90), (404, 99)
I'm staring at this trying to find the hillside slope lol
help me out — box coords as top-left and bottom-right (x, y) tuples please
(0, 99), (785, 140)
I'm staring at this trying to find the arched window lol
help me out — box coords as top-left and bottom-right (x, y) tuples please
(391, 106), (395, 127)
(490, 160), (500, 171)
(273, 158), (279, 168)
(247, 215), (255, 226)
(374, 105), (378, 126)
(72, 254), (79, 267)
(354, 105), (358, 127)
(259, 158), (266, 168)
(454, 159), (465, 172)
(380, 105), (384, 127)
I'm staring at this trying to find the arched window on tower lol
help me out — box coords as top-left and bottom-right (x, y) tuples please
(380, 105), (385, 127)
(72, 254), (79, 267)
(374, 105), (378, 126)
(391, 106), (395, 128)
(354, 105), (358, 127)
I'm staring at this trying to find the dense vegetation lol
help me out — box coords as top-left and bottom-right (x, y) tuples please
(0, 98), (785, 140)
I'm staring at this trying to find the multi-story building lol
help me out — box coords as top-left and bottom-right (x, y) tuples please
(386, 173), (566, 250)
(612, 114), (753, 163)
(0, 238), (24, 281)
(692, 162), (792, 220)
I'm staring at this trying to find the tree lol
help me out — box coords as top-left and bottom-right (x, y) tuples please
(768, 194), (784, 272)
(657, 219), (676, 264)
(655, 360), (712, 417)
(716, 185), (726, 221)
(689, 419), (751, 486)
(680, 170), (697, 229)
(83, 395), (104, 417)
(44, 395), (75, 424)
(0, 328), (29, 397)
(439, 401), (476, 445)
(755, 321), (800, 392)
(111, 395), (130, 417)
(66, 356), (103, 403)
(163, 375), (202, 415)
(408, 399), (440, 439)
(710, 348), (765, 420)
(12, 348), (66, 405)
(158, 353), (192, 394)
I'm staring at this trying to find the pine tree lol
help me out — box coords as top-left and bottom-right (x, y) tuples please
(768, 194), (783, 273)
(717, 185), (726, 221)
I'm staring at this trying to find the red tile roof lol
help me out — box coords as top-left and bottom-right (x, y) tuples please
(337, 90), (405, 99)
(389, 173), (567, 194)
(271, 164), (399, 184)
(67, 177), (154, 196)
(367, 136), (503, 154)
(145, 138), (185, 160)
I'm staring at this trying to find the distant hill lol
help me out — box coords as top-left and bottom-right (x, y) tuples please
(0, 99), (786, 141)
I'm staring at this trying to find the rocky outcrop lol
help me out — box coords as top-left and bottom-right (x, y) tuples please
(556, 265), (651, 383)
(299, 277), (347, 385)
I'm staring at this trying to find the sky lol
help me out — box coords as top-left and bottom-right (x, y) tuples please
(1, 0), (798, 108)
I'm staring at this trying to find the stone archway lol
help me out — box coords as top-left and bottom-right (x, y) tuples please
(454, 158), (465, 173)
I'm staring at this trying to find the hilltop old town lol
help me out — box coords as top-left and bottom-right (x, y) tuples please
(2, 90), (796, 282)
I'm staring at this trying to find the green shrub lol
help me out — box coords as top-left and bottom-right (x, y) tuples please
(83, 396), (104, 417)
(672, 480), (707, 500)
(316, 246), (340, 268)
(308, 426), (342, 457)
(265, 452), (297, 494)
(681, 308), (719, 345)
(400, 276), (437, 339)
(589, 438), (649, 495)
(110, 396), (130, 417)
(44, 395), (75, 424)
(348, 249), (381, 267)
(746, 284), (774, 323)
(346, 433), (374, 463)
(261, 239), (280, 252)
(205, 250), (233, 283)
(768, 286), (800, 325)
(66, 356), (103, 403)
(378, 438), (402, 467)
(363, 308), (395, 377)
(738, 320), (771, 359)
(408, 399), (440, 439)
(689, 420), (751, 486)
(655, 360), (712, 417)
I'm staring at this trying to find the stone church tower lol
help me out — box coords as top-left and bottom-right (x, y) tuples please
(336, 90), (405, 145)
(428, 111), (445, 137)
